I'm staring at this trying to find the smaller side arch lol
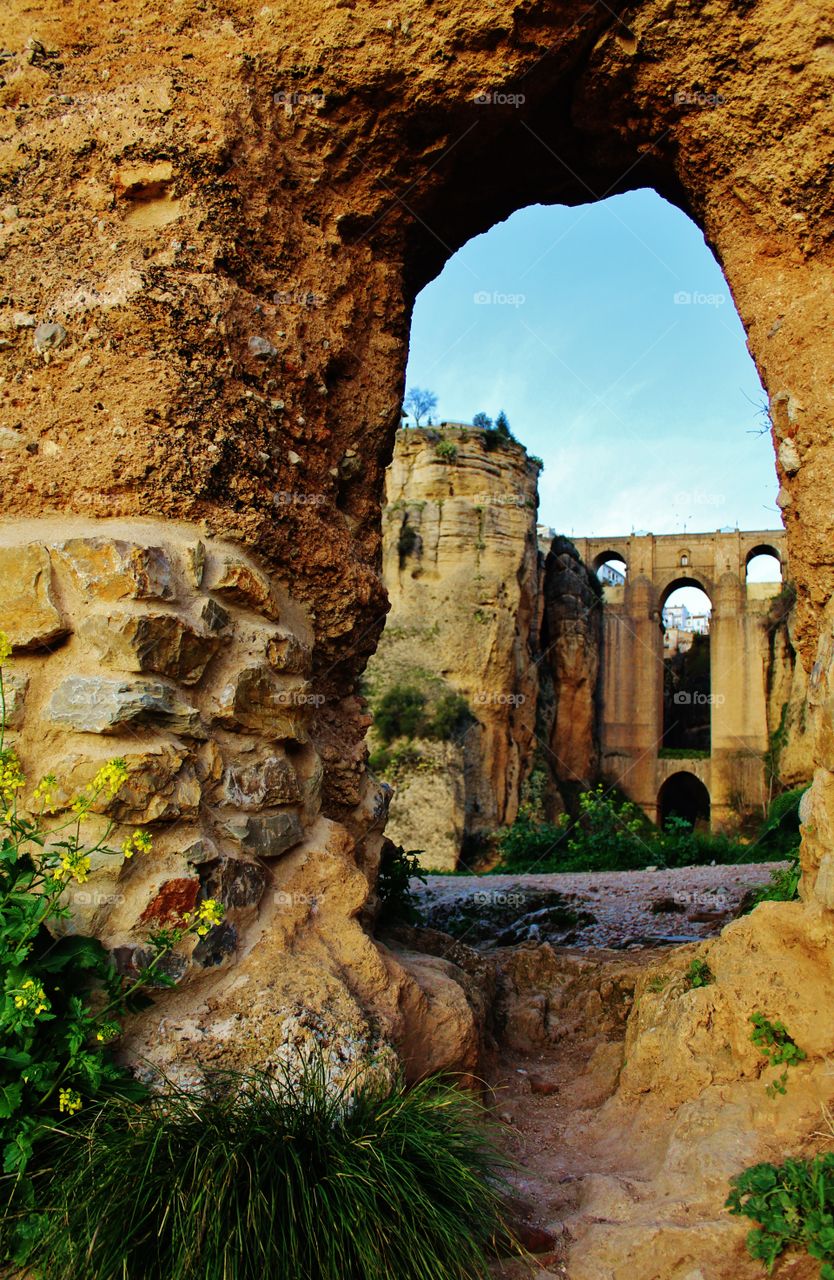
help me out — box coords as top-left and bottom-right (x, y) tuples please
(658, 772), (711, 829)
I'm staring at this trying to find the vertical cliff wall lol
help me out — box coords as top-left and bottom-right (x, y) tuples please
(365, 428), (601, 868)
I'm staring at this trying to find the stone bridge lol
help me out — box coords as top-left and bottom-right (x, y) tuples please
(572, 530), (787, 829)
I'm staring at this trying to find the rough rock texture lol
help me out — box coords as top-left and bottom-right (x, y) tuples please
(0, 518), (470, 1081)
(0, 3), (833, 1270)
(365, 429), (601, 867)
(765, 591), (815, 790)
(365, 427), (542, 867)
(538, 537), (602, 809)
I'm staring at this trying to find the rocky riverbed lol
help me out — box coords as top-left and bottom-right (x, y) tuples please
(413, 863), (785, 950)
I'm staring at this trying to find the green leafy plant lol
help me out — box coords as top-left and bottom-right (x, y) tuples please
(726, 1153), (834, 1277)
(19, 1061), (514, 1280)
(373, 684), (428, 744)
(429, 692), (473, 742)
(375, 842), (426, 925)
(685, 958), (713, 989)
(746, 856), (802, 911)
(435, 438), (458, 462)
(750, 1012), (807, 1096)
(0, 632), (225, 1259)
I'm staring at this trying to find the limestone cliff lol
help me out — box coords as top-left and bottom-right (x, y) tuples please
(364, 427), (601, 868)
(763, 586), (814, 790)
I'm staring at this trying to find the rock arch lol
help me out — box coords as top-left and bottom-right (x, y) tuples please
(1, 4), (833, 1238)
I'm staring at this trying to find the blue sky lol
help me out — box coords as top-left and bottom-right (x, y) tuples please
(404, 189), (782, 545)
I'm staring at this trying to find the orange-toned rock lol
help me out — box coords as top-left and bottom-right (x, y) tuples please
(79, 610), (221, 684)
(0, 544), (68, 650)
(57, 538), (176, 602)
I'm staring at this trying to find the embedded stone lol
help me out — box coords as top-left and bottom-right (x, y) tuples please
(112, 944), (188, 986)
(206, 555), (280, 620)
(33, 321), (67, 353)
(78, 611), (221, 684)
(220, 754), (301, 808)
(0, 671), (28, 729)
(197, 854), (267, 907)
(59, 745), (201, 822)
(185, 541), (206, 587)
(47, 676), (204, 736)
(139, 876), (200, 925)
(0, 544), (69, 650)
(200, 598), (231, 633)
(224, 810), (304, 859)
(265, 628), (312, 674)
(211, 666), (308, 739)
(192, 922), (238, 967)
(58, 538), (176, 602)
(0, 427), (26, 451)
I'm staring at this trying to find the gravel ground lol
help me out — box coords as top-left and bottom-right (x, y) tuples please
(413, 863), (784, 950)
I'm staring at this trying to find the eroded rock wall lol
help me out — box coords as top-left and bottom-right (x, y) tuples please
(366, 427), (541, 868)
(365, 428), (601, 868)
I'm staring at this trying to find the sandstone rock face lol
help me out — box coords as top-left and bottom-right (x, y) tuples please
(0, 518), (470, 1087)
(539, 538), (603, 804)
(0, 4), (833, 1266)
(365, 429), (600, 867)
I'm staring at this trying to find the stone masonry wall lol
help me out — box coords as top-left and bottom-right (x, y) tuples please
(0, 517), (482, 1083)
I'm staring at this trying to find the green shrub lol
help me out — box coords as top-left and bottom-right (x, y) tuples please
(373, 684), (428, 744)
(376, 842), (426, 925)
(495, 813), (569, 874)
(435, 439), (458, 462)
(493, 787), (757, 874)
(755, 785), (807, 859)
(20, 1063), (513, 1280)
(746, 856), (801, 911)
(429, 693), (473, 742)
(726, 1153), (834, 1277)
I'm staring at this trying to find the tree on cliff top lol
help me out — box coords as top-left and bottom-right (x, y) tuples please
(495, 409), (513, 439)
(472, 411), (493, 431)
(403, 387), (438, 426)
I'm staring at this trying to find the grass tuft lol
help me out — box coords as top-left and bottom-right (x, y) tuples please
(17, 1058), (513, 1280)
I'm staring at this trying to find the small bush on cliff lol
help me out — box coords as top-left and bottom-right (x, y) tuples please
(749, 1012), (807, 1097)
(24, 1062), (513, 1280)
(430, 692), (474, 742)
(435, 438), (458, 462)
(727, 1153), (834, 1277)
(373, 684), (428, 743)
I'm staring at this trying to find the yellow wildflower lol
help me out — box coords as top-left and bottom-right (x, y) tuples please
(13, 978), (50, 1018)
(33, 773), (58, 811)
(0, 632), (11, 664)
(57, 846), (91, 884)
(90, 758), (128, 798)
(95, 1022), (120, 1044)
(121, 828), (152, 859)
(71, 792), (93, 817)
(186, 897), (225, 937)
(58, 1088), (83, 1115)
(0, 750), (25, 803)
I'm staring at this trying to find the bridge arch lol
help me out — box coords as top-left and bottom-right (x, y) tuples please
(746, 544), (783, 584)
(658, 771), (711, 829)
(659, 575), (714, 611)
